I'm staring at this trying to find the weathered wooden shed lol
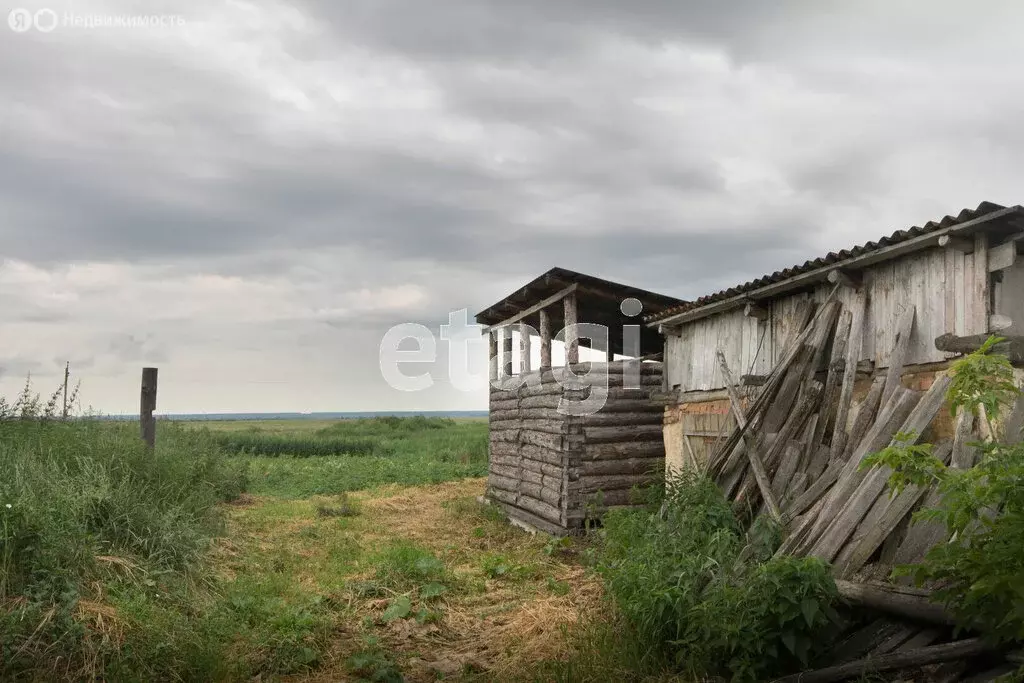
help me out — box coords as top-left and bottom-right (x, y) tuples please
(648, 201), (1024, 474)
(475, 267), (686, 534)
(639, 202), (1024, 678)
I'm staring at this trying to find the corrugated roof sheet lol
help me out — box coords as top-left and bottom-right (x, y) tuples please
(646, 201), (1014, 324)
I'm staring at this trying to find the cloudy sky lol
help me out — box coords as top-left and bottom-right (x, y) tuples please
(1, 0), (1022, 414)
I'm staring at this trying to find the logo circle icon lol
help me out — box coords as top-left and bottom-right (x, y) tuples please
(7, 8), (32, 32)
(34, 8), (58, 32)
(620, 297), (643, 317)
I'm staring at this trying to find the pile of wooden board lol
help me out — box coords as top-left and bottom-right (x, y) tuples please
(705, 286), (1018, 682)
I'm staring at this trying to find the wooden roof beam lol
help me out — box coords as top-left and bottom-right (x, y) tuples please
(482, 283), (578, 333)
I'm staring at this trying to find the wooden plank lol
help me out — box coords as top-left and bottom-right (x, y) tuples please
(833, 441), (953, 578)
(973, 232), (989, 333)
(799, 386), (921, 554)
(881, 305), (916, 408)
(736, 383), (821, 515)
(483, 282), (577, 332)
(944, 246), (956, 334)
(816, 309), (852, 448)
(717, 349), (782, 521)
(769, 639), (991, 683)
(834, 580), (956, 626)
(808, 375), (950, 562)
(653, 207), (1021, 328)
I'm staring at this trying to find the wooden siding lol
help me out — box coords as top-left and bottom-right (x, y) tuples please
(666, 246), (989, 393)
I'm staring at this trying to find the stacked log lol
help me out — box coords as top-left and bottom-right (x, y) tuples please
(701, 291), (1018, 681)
(487, 360), (665, 534)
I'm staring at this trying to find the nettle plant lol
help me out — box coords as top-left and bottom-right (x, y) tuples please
(862, 336), (1024, 643)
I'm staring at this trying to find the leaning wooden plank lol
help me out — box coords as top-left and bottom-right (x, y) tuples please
(809, 376), (950, 562)
(833, 441), (953, 578)
(893, 408), (977, 568)
(829, 291), (868, 461)
(950, 407), (978, 468)
(763, 302), (840, 434)
(785, 459), (844, 518)
(769, 639), (991, 683)
(772, 442), (802, 501)
(837, 376), (886, 464)
(776, 495), (828, 557)
(799, 387), (921, 553)
(717, 349), (782, 521)
(710, 286), (841, 473)
(881, 305), (917, 408)
(735, 384), (821, 516)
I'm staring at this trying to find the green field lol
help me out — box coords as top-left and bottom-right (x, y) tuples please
(0, 414), (606, 682)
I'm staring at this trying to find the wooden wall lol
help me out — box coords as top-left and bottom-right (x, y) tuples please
(487, 361), (664, 534)
(665, 244), (992, 394)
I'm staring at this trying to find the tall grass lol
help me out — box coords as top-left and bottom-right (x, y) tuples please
(0, 416), (251, 678)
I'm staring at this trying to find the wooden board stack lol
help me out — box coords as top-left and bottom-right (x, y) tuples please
(704, 288), (1014, 681)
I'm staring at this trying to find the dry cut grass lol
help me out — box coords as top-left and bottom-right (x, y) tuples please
(219, 478), (603, 682)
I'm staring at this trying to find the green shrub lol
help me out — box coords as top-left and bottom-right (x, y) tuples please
(595, 471), (839, 681)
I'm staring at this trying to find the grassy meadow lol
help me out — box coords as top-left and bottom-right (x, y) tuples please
(0, 412), (609, 682)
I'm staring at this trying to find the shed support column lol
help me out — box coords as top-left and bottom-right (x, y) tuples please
(563, 292), (579, 365)
(488, 331), (498, 381)
(539, 308), (552, 369)
(519, 322), (532, 374)
(501, 328), (513, 379)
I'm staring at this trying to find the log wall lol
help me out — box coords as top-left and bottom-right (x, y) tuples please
(487, 360), (665, 534)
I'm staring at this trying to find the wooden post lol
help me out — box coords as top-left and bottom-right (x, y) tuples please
(539, 308), (552, 369)
(62, 361), (70, 420)
(563, 291), (579, 365)
(488, 331), (498, 381)
(519, 322), (532, 374)
(501, 328), (513, 378)
(140, 367), (158, 449)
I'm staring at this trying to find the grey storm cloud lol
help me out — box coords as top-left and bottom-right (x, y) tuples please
(1, 0), (1023, 412)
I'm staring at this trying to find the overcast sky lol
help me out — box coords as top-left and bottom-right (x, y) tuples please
(1, 1), (1022, 414)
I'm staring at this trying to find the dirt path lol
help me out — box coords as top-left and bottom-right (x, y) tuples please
(219, 478), (602, 681)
